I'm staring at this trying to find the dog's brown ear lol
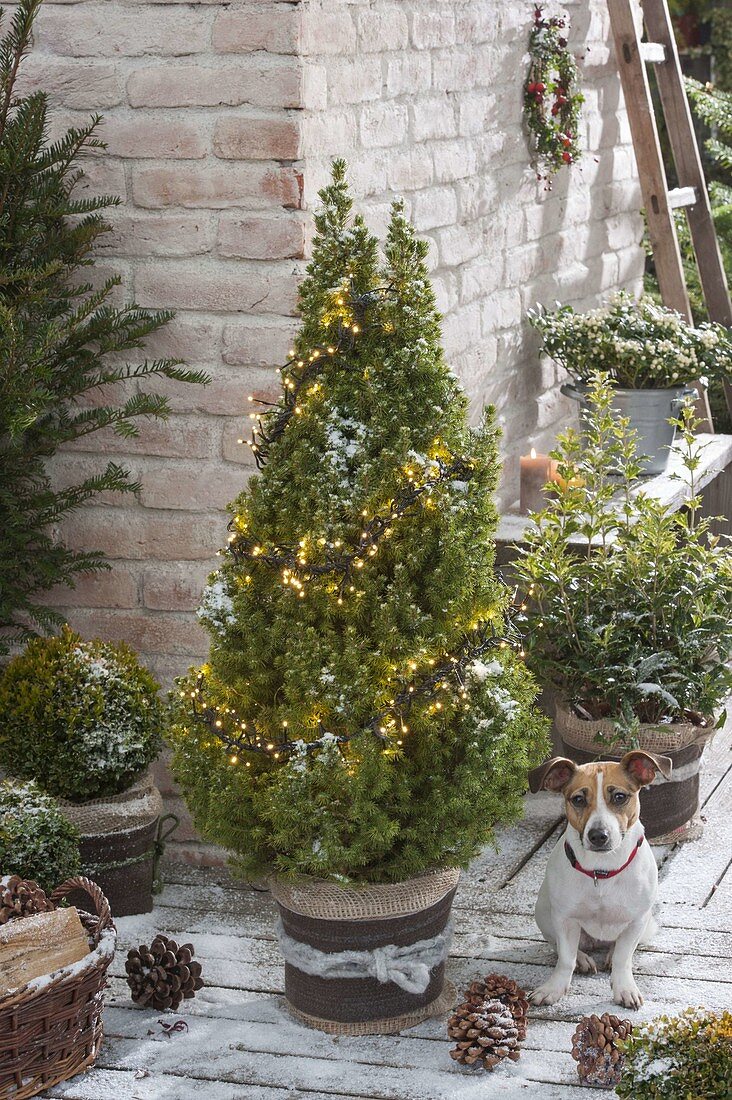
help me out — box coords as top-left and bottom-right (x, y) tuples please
(528, 757), (578, 794)
(621, 750), (673, 787)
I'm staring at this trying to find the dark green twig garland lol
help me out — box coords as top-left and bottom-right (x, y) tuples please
(524, 5), (584, 186)
(188, 617), (520, 760)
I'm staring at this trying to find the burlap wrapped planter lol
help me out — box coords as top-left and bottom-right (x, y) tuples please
(555, 703), (715, 843)
(60, 774), (163, 917)
(270, 868), (459, 1035)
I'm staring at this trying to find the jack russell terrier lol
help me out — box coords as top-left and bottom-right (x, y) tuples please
(527, 750), (672, 1009)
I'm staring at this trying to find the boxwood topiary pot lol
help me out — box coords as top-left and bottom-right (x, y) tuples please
(0, 628), (170, 913)
(59, 774), (165, 917)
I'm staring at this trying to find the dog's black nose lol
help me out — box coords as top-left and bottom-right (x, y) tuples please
(588, 827), (611, 849)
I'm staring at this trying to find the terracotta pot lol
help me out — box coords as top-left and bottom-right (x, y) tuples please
(555, 702), (714, 842)
(270, 867), (459, 1034)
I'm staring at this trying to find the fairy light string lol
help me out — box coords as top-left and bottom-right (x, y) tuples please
(242, 281), (395, 468)
(187, 615), (519, 763)
(224, 454), (476, 597)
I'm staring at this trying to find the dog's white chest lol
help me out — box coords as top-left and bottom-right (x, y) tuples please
(541, 828), (658, 942)
(568, 878), (642, 940)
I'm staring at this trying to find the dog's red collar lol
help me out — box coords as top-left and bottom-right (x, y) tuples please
(564, 834), (645, 887)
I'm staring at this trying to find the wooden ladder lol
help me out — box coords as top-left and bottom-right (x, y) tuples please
(608, 0), (732, 426)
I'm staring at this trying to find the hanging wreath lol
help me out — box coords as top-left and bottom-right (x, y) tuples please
(524, 5), (584, 185)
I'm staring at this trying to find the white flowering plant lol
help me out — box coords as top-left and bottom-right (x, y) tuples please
(0, 626), (164, 801)
(529, 292), (732, 389)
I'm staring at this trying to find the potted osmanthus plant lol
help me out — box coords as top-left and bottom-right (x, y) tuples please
(516, 373), (732, 842)
(168, 163), (549, 1035)
(529, 292), (732, 473)
(0, 627), (165, 914)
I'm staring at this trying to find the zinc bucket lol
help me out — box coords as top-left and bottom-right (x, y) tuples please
(560, 381), (697, 475)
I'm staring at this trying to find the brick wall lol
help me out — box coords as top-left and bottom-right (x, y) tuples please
(28, 0), (645, 859)
(29, 0), (309, 687)
(297, 0), (644, 484)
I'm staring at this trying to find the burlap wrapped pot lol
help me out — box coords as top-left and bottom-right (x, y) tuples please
(270, 867), (459, 1035)
(59, 773), (165, 916)
(555, 703), (715, 843)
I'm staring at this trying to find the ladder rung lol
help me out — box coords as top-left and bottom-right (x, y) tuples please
(667, 186), (697, 209)
(639, 41), (666, 63)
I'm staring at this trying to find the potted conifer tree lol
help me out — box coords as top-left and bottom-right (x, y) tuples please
(516, 373), (732, 842)
(169, 163), (548, 1035)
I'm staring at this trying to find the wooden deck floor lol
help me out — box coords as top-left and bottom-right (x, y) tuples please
(47, 719), (732, 1100)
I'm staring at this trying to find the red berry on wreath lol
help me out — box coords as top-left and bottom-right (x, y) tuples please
(562, 151), (572, 163)
(536, 82), (546, 93)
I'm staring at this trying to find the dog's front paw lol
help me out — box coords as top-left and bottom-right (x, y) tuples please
(575, 950), (597, 975)
(530, 981), (570, 1006)
(612, 977), (643, 1009)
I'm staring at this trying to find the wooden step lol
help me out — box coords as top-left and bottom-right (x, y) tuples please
(667, 185), (697, 209)
(640, 41), (666, 62)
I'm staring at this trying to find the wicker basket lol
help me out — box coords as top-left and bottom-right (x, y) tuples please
(0, 877), (116, 1100)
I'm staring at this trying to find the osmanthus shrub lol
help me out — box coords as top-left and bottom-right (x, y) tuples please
(516, 373), (732, 734)
(168, 162), (549, 885)
(616, 1009), (732, 1100)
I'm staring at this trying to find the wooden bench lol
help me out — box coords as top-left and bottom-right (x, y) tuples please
(495, 433), (732, 566)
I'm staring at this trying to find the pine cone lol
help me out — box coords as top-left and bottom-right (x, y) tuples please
(0, 875), (55, 924)
(125, 936), (204, 1012)
(465, 972), (529, 1041)
(571, 1012), (633, 1087)
(448, 997), (521, 1070)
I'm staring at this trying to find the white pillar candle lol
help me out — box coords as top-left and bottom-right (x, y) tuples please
(519, 448), (558, 514)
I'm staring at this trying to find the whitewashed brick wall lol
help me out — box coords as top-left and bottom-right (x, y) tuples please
(30, 1), (643, 687)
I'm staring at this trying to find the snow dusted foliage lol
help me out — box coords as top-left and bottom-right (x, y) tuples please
(0, 780), (80, 892)
(617, 1008), (732, 1100)
(197, 575), (236, 637)
(0, 626), (163, 801)
(169, 162), (549, 885)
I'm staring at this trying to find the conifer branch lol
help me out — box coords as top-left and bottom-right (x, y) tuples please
(226, 455), (477, 595)
(189, 618), (516, 761)
(245, 281), (394, 467)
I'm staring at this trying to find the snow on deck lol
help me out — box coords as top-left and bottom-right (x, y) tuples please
(46, 716), (732, 1100)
